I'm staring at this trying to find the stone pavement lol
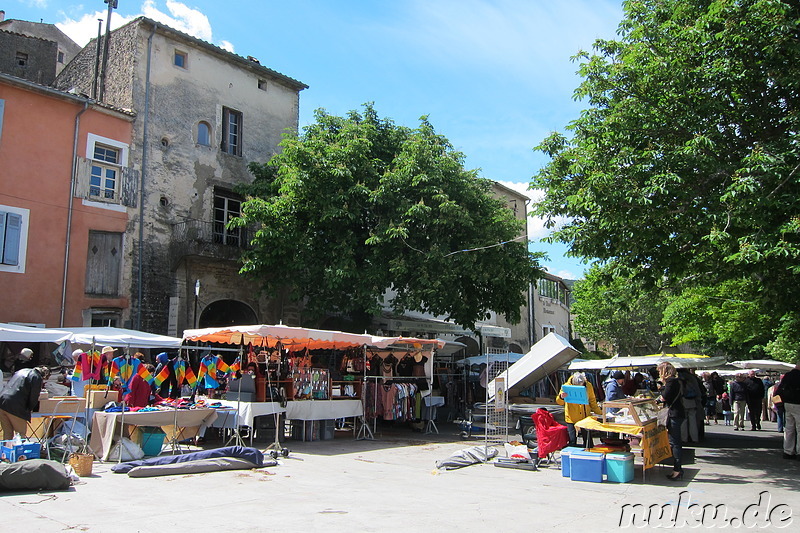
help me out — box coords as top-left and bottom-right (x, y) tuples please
(0, 418), (797, 532)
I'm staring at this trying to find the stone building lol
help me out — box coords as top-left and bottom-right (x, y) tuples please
(0, 12), (81, 83)
(54, 17), (307, 334)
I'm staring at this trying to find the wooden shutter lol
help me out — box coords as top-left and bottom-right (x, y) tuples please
(119, 166), (139, 207)
(85, 231), (122, 296)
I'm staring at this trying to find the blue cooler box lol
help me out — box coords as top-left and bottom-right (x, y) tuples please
(570, 451), (605, 483)
(606, 452), (634, 483)
(560, 446), (585, 477)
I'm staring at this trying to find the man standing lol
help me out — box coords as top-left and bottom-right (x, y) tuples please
(775, 360), (800, 459)
(730, 374), (748, 431)
(604, 370), (627, 414)
(0, 366), (50, 440)
(745, 370), (765, 430)
(13, 347), (36, 372)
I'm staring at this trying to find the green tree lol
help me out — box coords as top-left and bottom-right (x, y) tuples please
(532, 0), (800, 360)
(234, 104), (543, 330)
(571, 263), (668, 356)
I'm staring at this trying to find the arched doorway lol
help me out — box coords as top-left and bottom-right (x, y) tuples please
(455, 336), (480, 357)
(508, 342), (524, 354)
(198, 300), (257, 328)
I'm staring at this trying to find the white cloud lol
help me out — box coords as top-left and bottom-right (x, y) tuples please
(218, 40), (235, 53)
(57, 11), (138, 46)
(142, 0), (212, 41)
(554, 269), (578, 280)
(56, 1), (226, 49)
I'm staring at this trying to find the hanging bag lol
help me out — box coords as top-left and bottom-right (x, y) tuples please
(657, 380), (682, 427)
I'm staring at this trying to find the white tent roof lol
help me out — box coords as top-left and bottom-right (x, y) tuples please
(58, 327), (183, 349)
(183, 324), (372, 349)
(731, 360), (795, 372)
(0, 322), (70, 343)
(487, 333), (580, 399)
(569, 355), (728, 371)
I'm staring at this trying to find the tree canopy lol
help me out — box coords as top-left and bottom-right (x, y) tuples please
(233, 104), (543, 330)
(532, 0), (800, 361)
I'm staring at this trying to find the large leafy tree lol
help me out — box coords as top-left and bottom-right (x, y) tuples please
(532, 0), (800, 360)
(233, 104), (542, 330)
(571, 263), (668, 356)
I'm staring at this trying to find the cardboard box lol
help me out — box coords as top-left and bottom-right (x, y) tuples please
(38, 397), (86, 413)
(1, 441), (41, 462)
(86, 389), (119, 408)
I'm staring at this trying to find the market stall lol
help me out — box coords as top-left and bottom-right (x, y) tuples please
(89, 408), (218, 461)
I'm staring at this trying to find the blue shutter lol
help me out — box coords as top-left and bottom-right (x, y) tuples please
(1, 212), (22, 266)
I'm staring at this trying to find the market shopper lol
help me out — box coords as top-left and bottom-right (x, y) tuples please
(774, 361), (800, 459)
(657, 362), (685, 481)
(730, 374), (748, 430)
(768, 378), (785, 432)
(556, 372), (602, 448)
(13, 347), (36, 372)
(0, 366), (50, 440)
(745, 370), (765, 430)
(604, 370), (627, 414)
(702, 373), (717, 425)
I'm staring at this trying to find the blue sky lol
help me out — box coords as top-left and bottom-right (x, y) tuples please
(7, 0), (624, 279)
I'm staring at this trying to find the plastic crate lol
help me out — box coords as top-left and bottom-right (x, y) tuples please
(570, 451), (604, 483)
(1, 441), (41, 462)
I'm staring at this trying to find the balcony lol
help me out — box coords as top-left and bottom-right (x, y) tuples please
(170, 219), (253, 265)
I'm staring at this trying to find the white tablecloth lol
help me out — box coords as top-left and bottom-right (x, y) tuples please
(212, 400), (286, 427)
(285, 399), (364, 421)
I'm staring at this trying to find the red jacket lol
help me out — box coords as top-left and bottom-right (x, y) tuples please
(124, 374), (151, 408)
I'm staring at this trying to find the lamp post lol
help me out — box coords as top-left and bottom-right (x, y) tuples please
(194, 279), (200, 328)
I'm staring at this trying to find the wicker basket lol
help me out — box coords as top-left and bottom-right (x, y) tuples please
(69, 453), (94, 477)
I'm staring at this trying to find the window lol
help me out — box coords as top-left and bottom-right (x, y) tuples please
(84, 134), (129, 204)
(85, 231), (122, 296)
(197, 121), (211, 146)
(221, 107), (242, 156)
(90, 310), (120, 327)
(174, 50), (188, 69)
(258, 79), (267, 91)
(0, 205), (29, 273)
(213, 190), (242, 246)
(89, 144), (121, 200)
(16, 52), (28, 67)
(543, 326), (555, 337)
(57, 51), (65, 64)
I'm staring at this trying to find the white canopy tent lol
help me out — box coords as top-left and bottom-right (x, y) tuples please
(731, 359), (795, 372)
(568, 354), (728, 371)
(58, 327), (183, 350)
(0, 322), (71, 343)
(182, 324), (372, 349)
(487, 333), (580, 399)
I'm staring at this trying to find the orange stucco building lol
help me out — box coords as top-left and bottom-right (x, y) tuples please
(1, 73), (134, 328)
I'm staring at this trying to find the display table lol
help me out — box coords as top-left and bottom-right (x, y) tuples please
(284, 399), (363, 420)
(574, 417), (672, 479)
(212, 400), (285, 427)
(89, 408), (218, 461)
(423, 396), (445, 434)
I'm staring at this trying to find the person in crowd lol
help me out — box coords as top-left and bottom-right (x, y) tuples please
(604, 370), (627, 414)
(678, 368), (703, 442)
(744, 370), (765, 430)
(768, 377), (785, 433)
(657, 362), (686, 481)
(68, 349), (90, 398)
(0, 366), (50, 440)
(702, 372), (718, 425)
(556, 372), (602, 448)
(622, 370), (637, 396)
(730, 373), (748, 431)
(13, 347), (36, 372)
(721, 392), (733, 425)
(124, 363), (157, 408)
(774, 361), (800, 459)
(762, 375), (774, 423)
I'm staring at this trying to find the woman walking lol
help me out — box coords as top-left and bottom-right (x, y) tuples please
(658, 361), (685, 481)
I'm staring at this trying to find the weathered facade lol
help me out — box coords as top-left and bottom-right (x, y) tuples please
(0, 72), (134, 330)
(0, 14), (81, 80)
(54, 17), (307, 334)
(531, 272), (572, 343)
